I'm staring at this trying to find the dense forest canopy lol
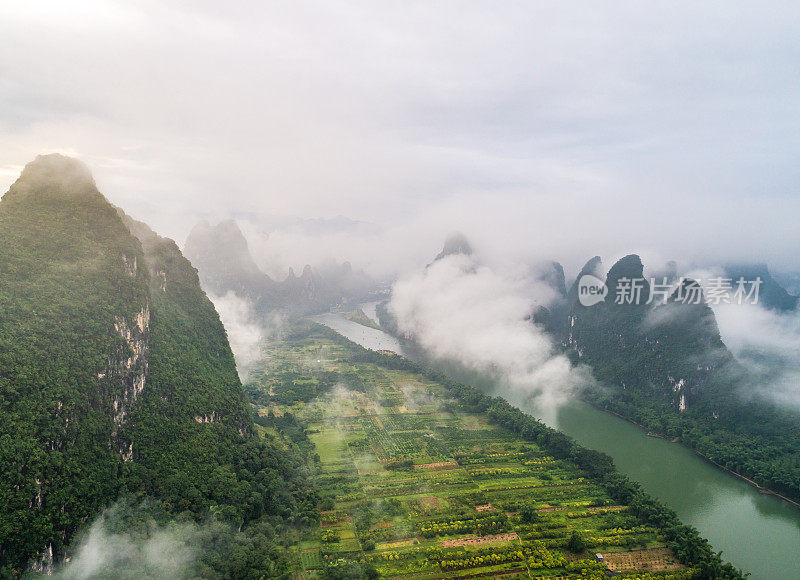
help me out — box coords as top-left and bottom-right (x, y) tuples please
(0, 155), (315, 578)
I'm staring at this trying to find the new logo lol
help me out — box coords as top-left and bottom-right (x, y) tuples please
(578, 274), (608, 307)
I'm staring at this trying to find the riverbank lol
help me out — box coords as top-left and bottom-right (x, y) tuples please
(581, 398), (800, 512)
(694, 452), (800, 511)
(581, 402), (677, 442)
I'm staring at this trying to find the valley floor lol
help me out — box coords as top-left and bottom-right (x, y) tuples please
(250, 325), (696, 579)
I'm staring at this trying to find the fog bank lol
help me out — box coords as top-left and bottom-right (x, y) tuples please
(210, 291), (280, 381)
(389, 252), (591, 406)
(714, 303), (800, 411)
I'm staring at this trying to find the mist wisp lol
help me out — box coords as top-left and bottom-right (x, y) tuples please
(210, 291), (281, 381)
(52, 504), (198, 580)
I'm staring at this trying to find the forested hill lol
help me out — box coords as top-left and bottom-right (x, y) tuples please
(562, 254), (800, 504)
(565, 254), (735, 413)
(0, 155), (313, 577)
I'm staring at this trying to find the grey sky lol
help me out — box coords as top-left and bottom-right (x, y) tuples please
(1, 1), (799, 273)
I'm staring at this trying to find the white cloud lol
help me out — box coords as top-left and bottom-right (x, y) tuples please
(389, 252), (590, 406)
(713, 301), (800, 410)
(210, 291), (279, 381)
(0, 2), (799, 272)
(54, 507), (197, 579)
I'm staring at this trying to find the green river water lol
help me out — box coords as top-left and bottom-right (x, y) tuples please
(315, 308), (800, 579)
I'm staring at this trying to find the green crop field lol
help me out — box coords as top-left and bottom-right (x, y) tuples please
(248, 324), (698, 579)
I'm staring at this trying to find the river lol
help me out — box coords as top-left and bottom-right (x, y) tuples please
(314, 306), (800, 579)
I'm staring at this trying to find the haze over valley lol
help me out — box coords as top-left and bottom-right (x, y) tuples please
(2, 3), (800, 579)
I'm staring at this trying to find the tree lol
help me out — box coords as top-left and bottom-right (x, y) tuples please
(519, 504), (540, 524)
(567, 530), (586, 553)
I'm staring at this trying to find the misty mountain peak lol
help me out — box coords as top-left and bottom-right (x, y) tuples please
(606, 254), (644, 282)
(723, 263), (798, 311)
(435, 232), (473, 261)
(184, 219), (282, 305)
(566, 256), (603, 303)
(537, 261), (567, 297)
(651, 260), (679, 285)
(579, 256), (603, 278)
(605, 254), (650, 307)
(187, 219), (250, 255)
(4, 153), (98, 202)
(669, 277), (705, 304)
(185, 220), (267, 278)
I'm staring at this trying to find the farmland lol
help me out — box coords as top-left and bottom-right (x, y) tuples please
(250, 324), (698, 579)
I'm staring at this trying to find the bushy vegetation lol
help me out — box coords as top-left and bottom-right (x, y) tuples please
(250, 322), (746, 579)
(0, 157), (316, 577)
(312, 323), (746, 578)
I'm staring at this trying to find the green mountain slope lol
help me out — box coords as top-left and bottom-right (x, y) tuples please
(565, 255), (733, 412)
(564, 254), (800, 504)
(0, 155), (153, 572)
(0, 155), (311, 577)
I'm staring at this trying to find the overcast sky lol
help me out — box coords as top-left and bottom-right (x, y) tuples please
(1, 1), (799, 273)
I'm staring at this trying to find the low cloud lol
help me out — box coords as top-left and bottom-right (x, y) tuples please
(237, 218), (441, 282)
(210, 291), (280, 381)
(389, 252), (590, 406)
(713, 302), (800, 410)
(53, 505), (198, 579)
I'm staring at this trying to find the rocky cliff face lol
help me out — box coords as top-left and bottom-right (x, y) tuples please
(0, 155), (254, 575)
(120, 211), (252, 435)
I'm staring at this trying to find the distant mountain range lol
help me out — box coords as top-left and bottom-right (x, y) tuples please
(184, 220), (378, 318)
(722, 263), (798, 311)
(227, 212), (379, 237)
